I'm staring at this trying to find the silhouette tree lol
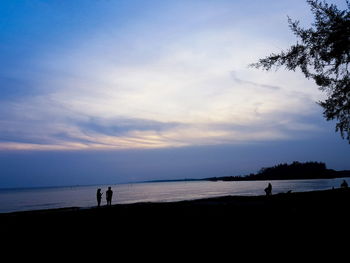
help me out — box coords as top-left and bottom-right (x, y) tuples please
(251, 0), (350, 142)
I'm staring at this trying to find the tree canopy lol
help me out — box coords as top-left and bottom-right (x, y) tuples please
(252, 0), (350, 142)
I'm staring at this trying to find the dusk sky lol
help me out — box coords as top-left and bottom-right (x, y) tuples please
(1, 0), (349, 188)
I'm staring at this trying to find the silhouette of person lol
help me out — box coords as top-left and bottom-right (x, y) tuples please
(106, 187), (113, 206)
(341, 180), (348, 188)
(264, 183), (272, 196)
(96, 188), (103, 207)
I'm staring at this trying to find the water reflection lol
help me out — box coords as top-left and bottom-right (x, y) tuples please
(0, 178), (348, 213)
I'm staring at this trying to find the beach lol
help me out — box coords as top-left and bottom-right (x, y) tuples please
(1, 187), (350, 240)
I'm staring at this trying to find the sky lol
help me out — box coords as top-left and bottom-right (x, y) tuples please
(1, 0), (349, 188)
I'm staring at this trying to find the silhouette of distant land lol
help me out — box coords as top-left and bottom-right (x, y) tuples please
(205, 161), (350, 182)
(144, 178), (202, 183)
(143, 161), (350, 183)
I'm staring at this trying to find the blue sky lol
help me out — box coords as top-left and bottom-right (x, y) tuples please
(1, 0), (349, 187)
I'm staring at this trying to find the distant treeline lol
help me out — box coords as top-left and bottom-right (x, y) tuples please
(206, 161), (350, 181)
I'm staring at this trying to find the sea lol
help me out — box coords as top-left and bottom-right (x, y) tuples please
(0, 178), (348, 213)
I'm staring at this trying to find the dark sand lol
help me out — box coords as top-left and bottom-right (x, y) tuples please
(2, 189), (348, 256)
(1, 188), (350, 237)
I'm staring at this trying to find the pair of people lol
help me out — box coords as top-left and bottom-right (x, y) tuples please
(96, 187), (113, 207)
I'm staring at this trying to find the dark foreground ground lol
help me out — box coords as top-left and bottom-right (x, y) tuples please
(1, 188), (350, 252)
(2, 188), (350, 231)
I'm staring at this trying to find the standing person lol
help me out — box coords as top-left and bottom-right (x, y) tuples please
(96, 188), (103, 207)
(341, 180), (348, 188)
(106, 186), (113, 206)
(264, 183), (272, 196)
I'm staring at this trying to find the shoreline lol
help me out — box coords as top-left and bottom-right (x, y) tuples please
(0, 186), (345, 216)
(1, 188), (350, 229)
(1, 188), (349, 249)
(2, 174), (349, 192)
(1, 187), (349, 214)
(2, 176), (349, 214)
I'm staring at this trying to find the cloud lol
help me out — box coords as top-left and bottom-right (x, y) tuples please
(230, 71), (281, 91)
(0, 96), (322, 151)
(0, 0), (327, 151)
(78, 117), (180, 136)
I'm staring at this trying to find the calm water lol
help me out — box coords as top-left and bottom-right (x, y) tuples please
(0, 178), (348, 213)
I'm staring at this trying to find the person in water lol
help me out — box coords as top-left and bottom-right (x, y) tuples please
(96, 188), (103, 207)
(106, 187), (113, 206)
